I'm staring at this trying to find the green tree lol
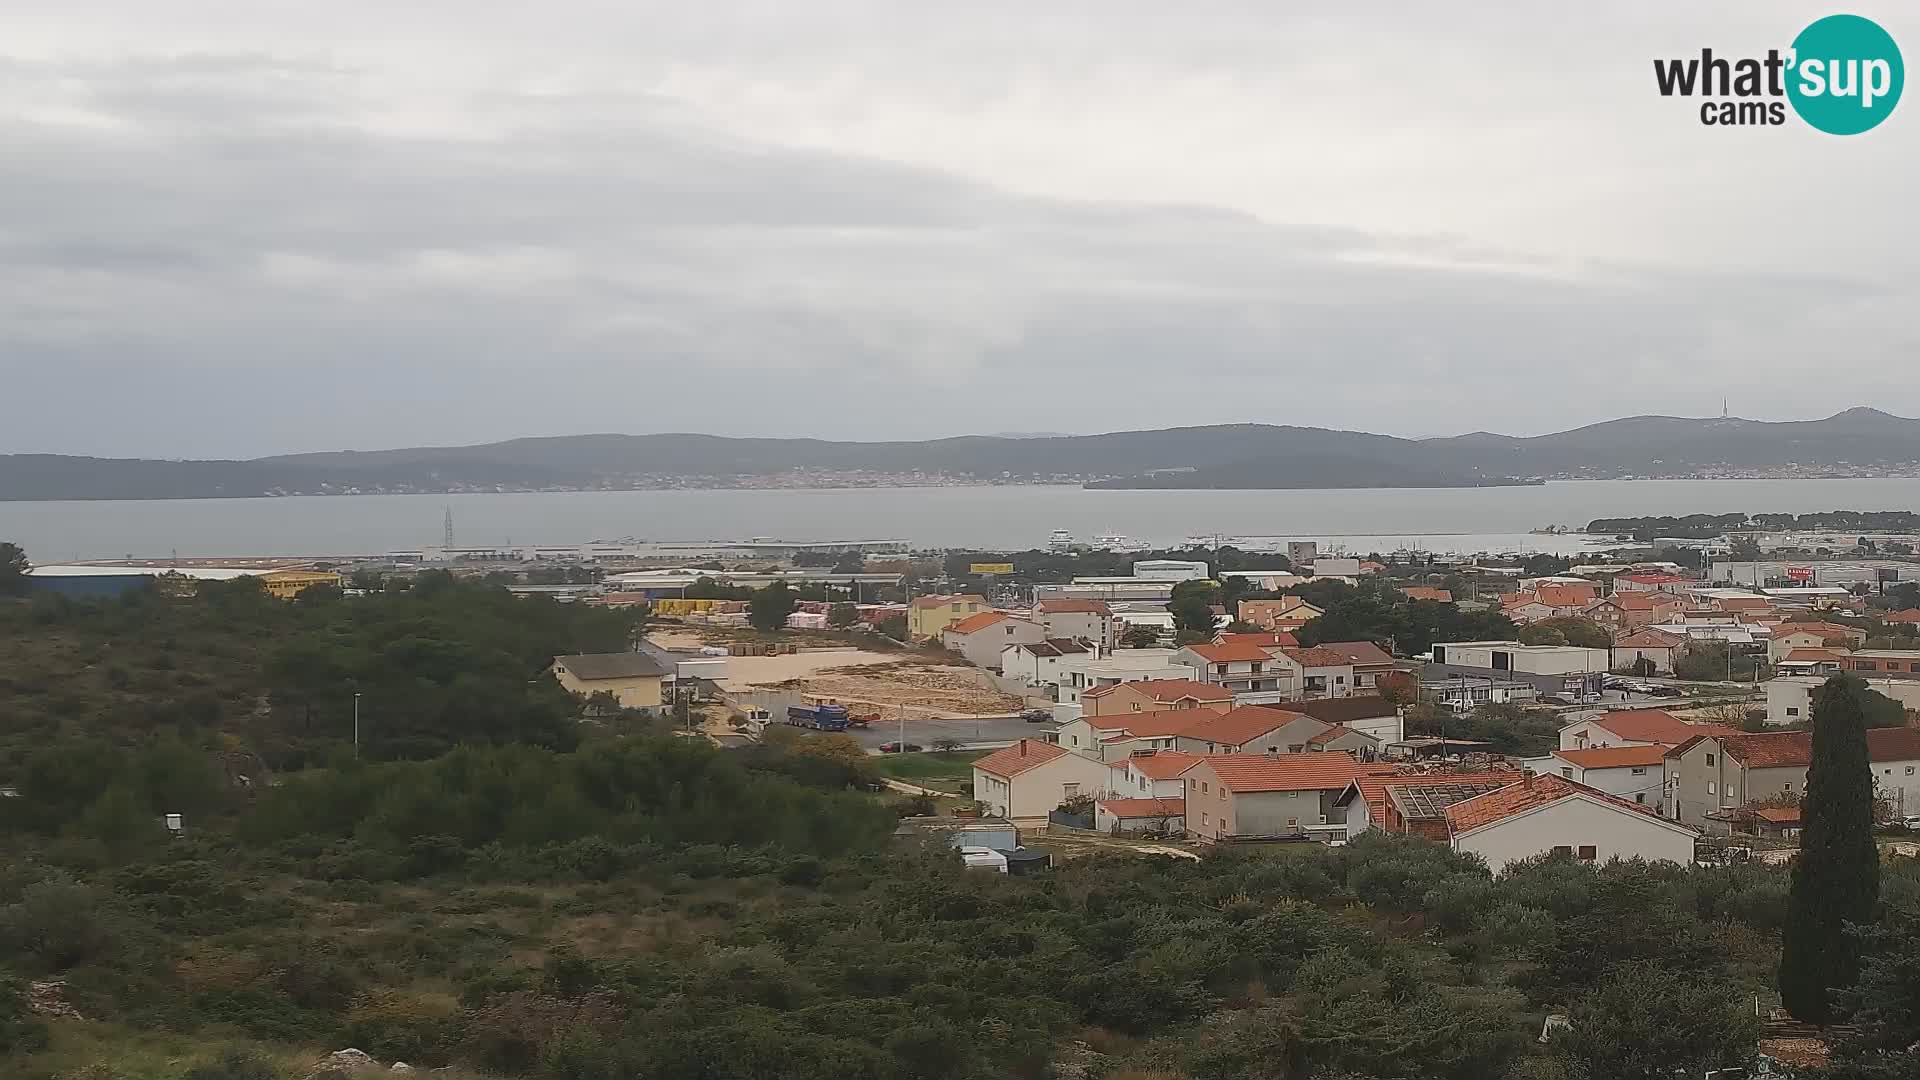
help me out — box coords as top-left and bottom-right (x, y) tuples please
(748, 581), (799, 631)
(1169, 580), (1220, 638)
(0, 542), (27, 596)
(1780, 674), (1882, 1024)
(1522, 616), (1611, 649)
(0, 973), (48, 1055)
(1517, 625), (1569, 647)
(1556, 962), (1757, 1080)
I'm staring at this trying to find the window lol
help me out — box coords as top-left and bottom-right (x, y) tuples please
(1908, 766), (1916, 775)
(1132, 703), (1142, 712)
(1201, 782), (1209, 793)
(1200, 812), (1209, 826)
(1631, 767), (1647, 775)
(1785, 782), (1794, 791)
(1218, 789), (1226, 802)
(1706, 754), (1716, 766)
(1552, 845), (1572, 856)
(1635, 793), (1646, 804)
(1787, 707), (1800, 716)
(1577, 845), (1597, 862)
(1857, 660), (1878, 671)
(1560, 767), (1573, 779)
(1063, 783), (1080, 798)
(1707, 781), (1716, 795)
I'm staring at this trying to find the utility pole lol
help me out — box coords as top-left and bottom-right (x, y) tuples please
(352, 692), (362, 759)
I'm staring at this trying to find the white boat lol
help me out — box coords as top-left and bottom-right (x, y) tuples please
(1047, 529), (1074, 552)
(1090, 533), (1151, 553)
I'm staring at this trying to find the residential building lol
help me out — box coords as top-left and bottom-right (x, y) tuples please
(1610, 628), (1689, 675)
(1399, 586), (1454, 603)
(1765, 674), (1920, 726)
(1056, 707), (1226, 760)
(1214, 630), (1299, 649)
(1774, 649), (1847, 677)
(1841, 650), (1920, 680)
(1106, 749), (1204, 799)
(1337, 769), (1521, 837)
(1174, 641), (1295, 696)
(1664, 728), (1920, 828)
(1584, 591), (1682, 632)
(1032, 599), (1117, 650)
(907, 593), (990, 640)
(1616, 572), (1696, 593)
(1425, 676), (1540, 709)
(1056, 651), (1195, 704)
(1523, 745), (1668, 808)
(1181, 753), (1368, 843)
(1445, 773), (1698, 873)
(1289, 695), (1406, 744)
(1884, 609), (1920, 625)
(1558, 708), (1737, 752)
(1172, 706), (1334, 756)
(971, 740), (1116, 825)
(942, 612), (1044, 670)
(1094, 797), (1186, 835)
(550, 652), (669, 711)
(1308, 640), (1397, 691)
(1279, 646), (1358, 699)
(1237, 597), (1324, 633)
(999, 638), (1092, 688)
(1307, 724), (1382, 756)
(1310, 557), (1362, 578)
(1769, 621), (1869, 661)
(1081, 678), (1234, 717)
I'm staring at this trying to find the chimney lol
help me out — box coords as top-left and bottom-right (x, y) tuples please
(1019, 741), (1028, 757)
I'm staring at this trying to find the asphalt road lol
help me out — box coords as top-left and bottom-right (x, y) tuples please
(848, 713), (1046, 751)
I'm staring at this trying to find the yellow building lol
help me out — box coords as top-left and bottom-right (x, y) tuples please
(550, 652), (669, 711)
(259, 569), (343, 599)
(906, 593), (990, 641)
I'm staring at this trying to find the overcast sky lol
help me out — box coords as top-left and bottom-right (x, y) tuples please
(2, 2), (1915, 457)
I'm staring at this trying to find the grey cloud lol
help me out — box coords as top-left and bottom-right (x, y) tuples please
(0, 13), (1912, 455)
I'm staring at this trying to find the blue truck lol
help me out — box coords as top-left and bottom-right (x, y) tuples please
(786, 703), (851, 731)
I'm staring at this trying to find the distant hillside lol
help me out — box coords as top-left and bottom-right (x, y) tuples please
(5, 408), (1920, 500)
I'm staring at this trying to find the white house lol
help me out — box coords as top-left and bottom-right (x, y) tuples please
(1522, 745), (1668, 810)
(942, 612), (1045, 670)
(1106, 749), (1204, 799)
(1557, 708), (1736, 751)
(999, 638), (1092, 688)
(1055, 649), (1193, 704)
(1032, 599), (1117, 651)
(1610, 628), (1688, 676)
(1431, 641), (1611, 676)
(1094, 797), (1186, 835)
(1173, 641), (1297, 696)
(1766, 674), (1920, 726)
(970, 740), (1115, 825)
(1444, 773), (1698, 874)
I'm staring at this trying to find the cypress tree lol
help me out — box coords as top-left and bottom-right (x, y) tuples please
(1779, 674), (1881, 1024)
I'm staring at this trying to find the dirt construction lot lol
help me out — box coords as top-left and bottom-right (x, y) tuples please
(646, 630), (1020, 719)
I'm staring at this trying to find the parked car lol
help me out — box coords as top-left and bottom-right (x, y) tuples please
(1538, 694), (1574, 706)
(878, 741), (924, 754)
(1021, 708), (1052, 723)
(1642, 684), (1684, 697)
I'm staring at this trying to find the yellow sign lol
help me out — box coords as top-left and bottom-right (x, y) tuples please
(969, 562), (1015, 575)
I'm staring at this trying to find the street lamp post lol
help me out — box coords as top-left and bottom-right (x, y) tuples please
(352, 692), (362, 759)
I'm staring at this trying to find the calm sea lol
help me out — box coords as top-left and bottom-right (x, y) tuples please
(5, 478), (1920, 562)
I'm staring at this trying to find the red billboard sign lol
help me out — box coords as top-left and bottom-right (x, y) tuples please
(1786, 566), (1814, 582)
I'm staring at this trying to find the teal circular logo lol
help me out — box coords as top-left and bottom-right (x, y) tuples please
(1787, 14), (1903, 134)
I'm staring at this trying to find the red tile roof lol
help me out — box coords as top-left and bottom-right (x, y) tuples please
(1533, 584), (1599, 608)
(1036, 599), (1113, 615)
(1884, 609), (1920, 624)
(1120, 750), (1205, 779)
(1081, 678), (1231, 703)
(1399, 586), (1454, 603)
(1307, 724), (1359, 746)
(1781, 648), (1847, 663)
(1096, 797), (1185, 819)
(1622, 573), (1692, 585)
(944, 611), (1011, 635)
(1285, 696), (1399, 725)
(1312, 640), (1395, 666)
(1552, 745), (1668, 769)
(1283, 646), (1354, 667)
(1444, 772), (1665, 833)
(1186, 752), (1363, 793)
(1753, 806), (1801, 824)
(1087, 706), (1231, 739)
(1184, 641), (1277, 663)
(1586, 709), (1730, 746)
(972, 739), (1070, 778)
(1777, 621), (1865, 638)
(1180, 706), (1311, 748)
(1676, 729), (1920, 768)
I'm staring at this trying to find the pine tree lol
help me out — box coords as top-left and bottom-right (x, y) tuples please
(1779, 674), (1881, 1024)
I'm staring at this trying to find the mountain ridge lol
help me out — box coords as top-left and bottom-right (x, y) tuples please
(5, 408), (1920, 500)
